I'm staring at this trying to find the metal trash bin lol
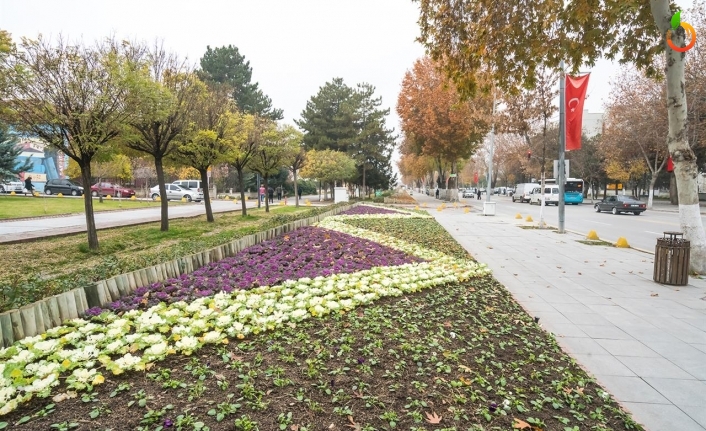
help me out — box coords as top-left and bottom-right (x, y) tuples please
(653, 231), (690, 286)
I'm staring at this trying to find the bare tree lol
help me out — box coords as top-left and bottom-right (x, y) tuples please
(1, 35), (145, 249)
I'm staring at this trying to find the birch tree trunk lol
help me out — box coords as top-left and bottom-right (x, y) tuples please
(651, 0), (706, 274)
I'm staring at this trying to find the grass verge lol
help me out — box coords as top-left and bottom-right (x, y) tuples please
(0, 204), (347, 312)
(577, 240), (615, 247)
(0, 196), (184, 220)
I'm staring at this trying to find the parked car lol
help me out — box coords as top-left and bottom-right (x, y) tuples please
(594, 195), (647, 215)
(44, 179), (84, 196)
(462, 189), (475, 198)
(172, 179), (205, 201)
(529, 185), (560, 206)
(150, 184), (201, 202)
(90, 182), (135, 198)
(0, 181), (23, 194)
(512, 183), (539, 203)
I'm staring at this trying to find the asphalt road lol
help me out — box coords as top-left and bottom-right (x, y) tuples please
(461, 194), (706, 252)
(0, 195), (322, 244)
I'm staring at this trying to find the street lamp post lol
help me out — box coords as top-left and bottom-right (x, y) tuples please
(485, 92), (497, 203)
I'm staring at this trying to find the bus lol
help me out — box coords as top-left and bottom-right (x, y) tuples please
(544, 178), (584, 204)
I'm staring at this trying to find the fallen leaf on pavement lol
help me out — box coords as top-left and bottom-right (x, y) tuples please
(651, 293), (659, 297)
(425, 412), (442, 424)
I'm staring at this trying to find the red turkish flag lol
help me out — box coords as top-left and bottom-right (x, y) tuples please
(667, 156), (674, 172)
(473, 172), (479, 183)
(565, 74), (590, 151)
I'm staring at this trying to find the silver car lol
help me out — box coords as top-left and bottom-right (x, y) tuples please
(150, 184), (201, 202)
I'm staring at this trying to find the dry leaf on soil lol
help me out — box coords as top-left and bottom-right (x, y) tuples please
(425, 411), (442, 424)
(513, 418), (532, 429)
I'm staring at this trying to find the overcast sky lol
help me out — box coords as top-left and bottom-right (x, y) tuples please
(0, 0), (696, 158)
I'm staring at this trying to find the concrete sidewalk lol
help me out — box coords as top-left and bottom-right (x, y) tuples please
(414, 194), (706, 431)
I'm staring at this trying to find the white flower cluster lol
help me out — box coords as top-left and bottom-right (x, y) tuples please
(0, 205), (489, 417)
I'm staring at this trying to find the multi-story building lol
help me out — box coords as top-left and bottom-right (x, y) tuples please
(582, 110), (604, 138)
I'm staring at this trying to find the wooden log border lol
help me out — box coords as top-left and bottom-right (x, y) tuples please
(0, 203), (357, 348)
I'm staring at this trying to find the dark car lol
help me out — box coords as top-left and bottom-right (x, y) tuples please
(90, 182), (136, 198)
(594, 195), (647, 215)
(44, 179), (84, 196)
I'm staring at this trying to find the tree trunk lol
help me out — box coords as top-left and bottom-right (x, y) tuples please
(670, 172), (679, 204)
(80, 162), (99, 250)
(647, 175), (657, 209)
(362, 164), (366, 198)
(154, 157), (169, 231)
(652, 0), (706, 273)
(264, 174), (270, 213)
(331, 182), (336, 202)
(237, 167), (248, 217)
(293, 170), (299, 208)
(200, 168), (214, 222)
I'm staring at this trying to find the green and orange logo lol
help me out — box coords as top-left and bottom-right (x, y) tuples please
(667, 10), (696, 52)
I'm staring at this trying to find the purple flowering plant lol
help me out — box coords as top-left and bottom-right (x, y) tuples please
(85, 226), (424, 315)
(339, 205), (403, 216)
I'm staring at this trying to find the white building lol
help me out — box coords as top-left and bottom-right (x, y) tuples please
(582, 110), (604, 137)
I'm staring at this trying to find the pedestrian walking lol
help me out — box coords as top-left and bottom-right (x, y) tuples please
(24, 176), (35, 196)
(435, 188), (439, 199)
(276, 186), (282, 201)
(268, 187), (274, 203)
(476, 188), (481, 200)
(259, 185), (265, 203)
(297, 187), (302, 200)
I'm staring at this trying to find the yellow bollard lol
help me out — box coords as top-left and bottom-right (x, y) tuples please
(245, 196), (249, 201)
(130, 195), (136, 200)
(515, 213), (522, 219)
(10, 191), (15, 195)
(57, 193), (63, 197)
(615, 237), (630, 248)
(525, 215), (533, 222)
(156, 196), (161, 202)
(437, 205), (443, 211)
(414, 205), (419, 210)
(464, 207), (470, 213)
(586, 230), (599, 240)
(106, 195), (112, 199)
(181, 197), (187, 202)
(225, 196), (230, 200)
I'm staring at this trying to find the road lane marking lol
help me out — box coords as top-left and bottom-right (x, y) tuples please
(585, 220), (612, 225)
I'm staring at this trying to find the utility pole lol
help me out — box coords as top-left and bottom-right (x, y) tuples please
(558, 60), (566, 233)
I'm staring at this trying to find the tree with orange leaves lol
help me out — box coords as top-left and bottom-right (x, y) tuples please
(397, 57), (492, 198)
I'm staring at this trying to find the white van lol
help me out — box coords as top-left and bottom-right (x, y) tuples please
(172, 179), (205, 200)
(512, 183), (539, 203)
(529, 185), (560, 206)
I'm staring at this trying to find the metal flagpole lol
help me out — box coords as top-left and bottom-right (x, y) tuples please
(558, 60), (566, 234)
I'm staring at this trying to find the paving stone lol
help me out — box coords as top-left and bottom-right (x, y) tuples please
(595, 375), (670, 404)
(644, 378), (706, 407)
(616, 356), (695, 379)
(575, 324), (634, 340)
(596, 339), (660, 357)
(622, 402), (705, 431)
(571, 353), (636, 377)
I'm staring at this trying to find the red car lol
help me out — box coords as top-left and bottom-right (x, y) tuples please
(90, 182), (136, 198)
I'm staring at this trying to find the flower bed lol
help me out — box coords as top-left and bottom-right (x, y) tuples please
(339, 205), (405, 216)
(0, 204), (643, 431)
(85, 226), (425, 315)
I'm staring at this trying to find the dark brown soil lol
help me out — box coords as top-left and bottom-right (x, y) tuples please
(4, 277), (642, 431)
